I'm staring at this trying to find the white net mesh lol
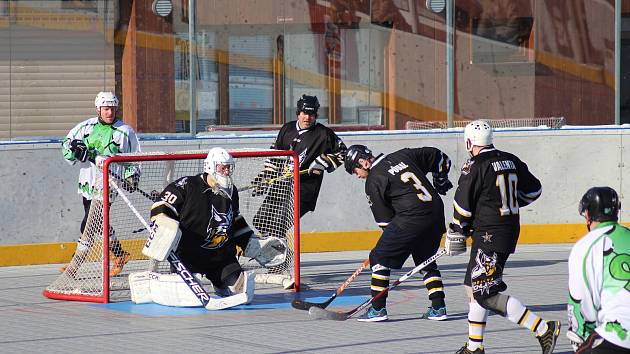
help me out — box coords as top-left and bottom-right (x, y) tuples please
(44, 149), (299, 302)
(405, 117), (566, 130)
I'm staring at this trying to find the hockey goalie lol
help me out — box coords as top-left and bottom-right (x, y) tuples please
(129, 147), (287, 309)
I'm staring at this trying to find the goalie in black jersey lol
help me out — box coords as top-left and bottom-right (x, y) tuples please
(448, 120), (559, 354)
(252, 94), (347, 238)
(344, 144), (453, 322)
(134, 148), (286, 306)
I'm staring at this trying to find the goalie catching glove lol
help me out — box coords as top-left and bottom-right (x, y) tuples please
(445, 223), (467, 256)
(244, 235), (288, 267)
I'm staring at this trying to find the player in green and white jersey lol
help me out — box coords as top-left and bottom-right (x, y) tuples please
(568, 186), (630, 353)
(60, 91), (141, 277)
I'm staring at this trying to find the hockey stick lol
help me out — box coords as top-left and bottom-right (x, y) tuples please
(108, 170), (160, 202)
(166, 251), (251, 310)
(292, 258), (369, 311)
(308, 248), (447, 321)
(110, 179), (251, 310)
(91, 156), (160, 202)
(238, 169), (309, 192)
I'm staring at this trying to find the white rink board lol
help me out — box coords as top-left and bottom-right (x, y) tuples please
(1, 127), (629, 244)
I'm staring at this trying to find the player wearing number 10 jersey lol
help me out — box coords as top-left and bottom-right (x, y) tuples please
(451, 120), (559, 354)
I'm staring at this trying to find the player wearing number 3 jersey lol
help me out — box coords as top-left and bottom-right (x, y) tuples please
(344, 144), (453, 322)
(451, 120), (559, 354)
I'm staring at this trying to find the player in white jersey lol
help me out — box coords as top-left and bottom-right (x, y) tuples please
(567, 186), (630, 353)
(60, 91), (141, 277)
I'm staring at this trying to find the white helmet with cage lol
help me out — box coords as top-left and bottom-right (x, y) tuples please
(204, 147), (235, 190)
(464, 120), (493, 152)
(95, 91), (119, 108)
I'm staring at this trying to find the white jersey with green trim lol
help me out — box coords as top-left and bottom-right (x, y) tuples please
(62, 117), (141, 200)
(568, 221), (630, 349)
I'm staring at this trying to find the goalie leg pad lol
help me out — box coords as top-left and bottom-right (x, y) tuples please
(149, 273), (205, 307)
(244, 236), (288, 267)
(129, 271), (158, 304)
(206, 271), (255, 309)
(143, 214), (182, 262)
(240, 270), (255, 304)
(215, 270), (255, 304)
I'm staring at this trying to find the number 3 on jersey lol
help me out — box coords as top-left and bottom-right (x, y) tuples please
(497, 173), (518, 215)
(401, 171), (432, 202)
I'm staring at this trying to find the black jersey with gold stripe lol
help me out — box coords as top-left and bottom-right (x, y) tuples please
(365, 147), (450, 231)
(452, 147), (542, 253)
(272, 121), (346, 212)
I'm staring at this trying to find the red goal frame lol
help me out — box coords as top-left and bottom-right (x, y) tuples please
(43, 150), (300, 303)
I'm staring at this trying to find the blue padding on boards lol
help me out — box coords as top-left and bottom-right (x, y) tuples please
(93, 294), (367, 316)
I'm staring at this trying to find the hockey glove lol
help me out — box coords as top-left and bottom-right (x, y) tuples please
(70, 139), (89, 162)
(313, 153), (342, 173)
(123, 173), (140, 193)
(445, 223), (466, 256)
(308, 160), (325, 175)
(250, 173), (270, 197)
(432, 173), (453, 195)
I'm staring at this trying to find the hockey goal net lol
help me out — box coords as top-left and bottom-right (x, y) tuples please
(44, 149), (300, 303)
(405, 117), (566, 130)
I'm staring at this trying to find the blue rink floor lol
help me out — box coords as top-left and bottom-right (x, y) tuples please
(1, 246), (574, 353)
(98, 294), (367, 316)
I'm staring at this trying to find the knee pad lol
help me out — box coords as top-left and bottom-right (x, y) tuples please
(478, 294), (509, 316)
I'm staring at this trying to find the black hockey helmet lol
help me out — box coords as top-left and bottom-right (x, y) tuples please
(296, 95), (320, 116)
(344, 144), (373, 174)
(579, 186), (620, 222)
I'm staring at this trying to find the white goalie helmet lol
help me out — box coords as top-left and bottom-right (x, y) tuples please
(95, 91), (119, 108)
(204, 147), (235, 189)
(464, 120), (493, 152)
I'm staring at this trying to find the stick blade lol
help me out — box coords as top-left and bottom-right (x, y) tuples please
(308, 306), (349, 321)
(291, 299), (329, 311)
(291, 299), (312, 310)
(205, 292), (248, 310)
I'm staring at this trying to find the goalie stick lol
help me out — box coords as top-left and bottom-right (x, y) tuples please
(291, 258), (369, 311)
(110, 179), (250, 310)
(238, 169), (309, 192)
(308, 248), (447, 321)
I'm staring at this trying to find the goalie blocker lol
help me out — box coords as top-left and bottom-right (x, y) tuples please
(143, 214), (182, 262)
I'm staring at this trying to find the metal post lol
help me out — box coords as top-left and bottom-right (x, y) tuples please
(615, 0), (621, 125)
(446, 0), (454, 127)
(188, 0), (197, 135)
